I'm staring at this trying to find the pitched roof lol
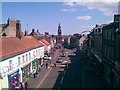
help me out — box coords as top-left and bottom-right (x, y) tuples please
(0, 36), (44, 60)
(0, 37), (27, 60)
(21, 36), (44, 49)
(40, 39), (50, 46)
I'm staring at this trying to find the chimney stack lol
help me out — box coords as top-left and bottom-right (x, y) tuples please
(16, 20), (23, 39)
(45, 32), (49, 35)
(24, 30), (28, 36)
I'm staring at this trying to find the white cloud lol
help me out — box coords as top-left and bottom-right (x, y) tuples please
(64, 2), (75, 7)
(80, 25), (94, 28)
(63, 0), (119, 2)
(61, 8), (69, 12)
(61, 8), (76, 12)
(76, 15), (92, 20)
(63, 0), (119, 16)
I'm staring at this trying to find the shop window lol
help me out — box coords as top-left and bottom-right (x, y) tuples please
(29, 53), (31, 61)
(18, 57), (21, 66)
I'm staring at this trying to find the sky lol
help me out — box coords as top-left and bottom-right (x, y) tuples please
(1, 0), (120, 35)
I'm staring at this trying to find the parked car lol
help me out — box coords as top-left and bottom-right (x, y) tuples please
(60, 53), (65, 57)
(62, 60), (71, 64)
(43, 55), (52, 60)
(56, 58), (63, 63)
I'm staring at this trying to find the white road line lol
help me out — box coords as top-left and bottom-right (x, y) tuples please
(60, 77), (64, 85)
(64, 70), (66, 74)
(36, 67), (52, 88)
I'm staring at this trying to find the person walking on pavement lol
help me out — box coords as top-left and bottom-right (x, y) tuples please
(46, 63), (48, 68)
(25, 82), (28, 90)
(33, 69), (36, 78)
(20, 82), (24, 90)
(54, 63), (56, 67)
(33, 73), (36, 78)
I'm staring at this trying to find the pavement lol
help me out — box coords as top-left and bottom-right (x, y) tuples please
(84, 61), (109, 88)
(26, 49), (59, 89)
(26, 64), (52, 88)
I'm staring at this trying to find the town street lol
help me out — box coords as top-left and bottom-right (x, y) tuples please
(35, 47), (107, 89)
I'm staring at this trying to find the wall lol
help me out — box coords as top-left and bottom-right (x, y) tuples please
(0, 46), (44, 88)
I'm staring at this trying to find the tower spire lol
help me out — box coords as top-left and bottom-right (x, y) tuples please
(58, 23), (62, 35)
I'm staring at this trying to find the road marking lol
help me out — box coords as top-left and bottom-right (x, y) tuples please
(36, 67), (52, 88)
(60, 76), (64, 84)
(58, 76), (64, 90)
(64, 69), (66, 74)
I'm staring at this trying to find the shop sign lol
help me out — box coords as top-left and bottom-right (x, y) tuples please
(8, 70), (19, 79)
(0, 66), (9, 78)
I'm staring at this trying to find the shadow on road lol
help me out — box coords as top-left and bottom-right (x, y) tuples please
(53, 54), (83, 89)
(52, 50), (108, 89)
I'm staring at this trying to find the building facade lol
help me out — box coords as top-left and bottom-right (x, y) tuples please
(0, 36), (44, 90)
(88, 14), (120, 88)
(0, 18), (24, 37)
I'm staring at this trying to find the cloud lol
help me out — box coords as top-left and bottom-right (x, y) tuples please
(63, 0), (119, 3)
(76, 15), (92, 20)
(61, 8), (76, 12)
(63, 0), (119, 16)
(64, 2), (75, 7)
(61, 8), (69, 12)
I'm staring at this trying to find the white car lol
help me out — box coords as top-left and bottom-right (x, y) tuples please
(62, 60), (71, 64)
(56, 58), (63, 63)
(43, 55), (52, 60)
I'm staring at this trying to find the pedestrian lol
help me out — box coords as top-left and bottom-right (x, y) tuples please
(25, 82), (28, 90)
(38, 65), (42, 72)
(20, 82), (24, 90)
(46, 63), (48, 68)
(54, 63), (56, 67)
(33, 73), (36, 78)
(36, 71), (38, 77)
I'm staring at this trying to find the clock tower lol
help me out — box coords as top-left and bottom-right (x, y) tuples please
(58, 23), (62, 36)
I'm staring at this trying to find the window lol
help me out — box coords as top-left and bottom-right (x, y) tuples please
(26, 54), (28, 62)
(98, 28), (101, 33)
(95, 29), (97, 34)
(22, 55), (24, 64)
(36, 50), (37, 57)
(18, 57), (21, 66)
(33, 51), (35, 58)
(9, 60), (12, 70)
(29, 53), (31, 61)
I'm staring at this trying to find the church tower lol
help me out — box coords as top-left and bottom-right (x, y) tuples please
(58, 23), (62, 36)
(56, 23), (62, 43)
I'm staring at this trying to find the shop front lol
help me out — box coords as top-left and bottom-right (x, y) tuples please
(32, 59), (38, 73)
(22, 64), (31, 82)
(8, 69), (20, 90)
(38, 58), (43, 66)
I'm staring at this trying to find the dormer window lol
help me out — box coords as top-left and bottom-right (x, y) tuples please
(98, 28), (101, 33)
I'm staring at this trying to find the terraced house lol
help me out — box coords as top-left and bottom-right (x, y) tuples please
(0, 19), (44, 90)
(88, 14), (120, 88)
